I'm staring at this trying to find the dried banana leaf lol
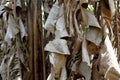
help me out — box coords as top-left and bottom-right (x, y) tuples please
(86, 27), (102, 46)
(4, 14), (19, 42)
(45, 38), (70, 55)
(48, 53), (67, 80)
(81, 8), (101, 28)
(55, 4), (69, 38)
(44, 0), (60, 33)
(99, 36), (120, 80)
(80, 37), (91, 80)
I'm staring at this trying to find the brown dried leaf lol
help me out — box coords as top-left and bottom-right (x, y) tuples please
(101, 0), (115, 19)
(87, 42), (100, 55)
(108, 0), (115, 17)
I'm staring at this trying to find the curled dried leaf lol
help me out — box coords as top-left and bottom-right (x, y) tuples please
(81, 8), (101, 28)
(19, 18), (27, 38)
(101, 0), (115, 19)
(55, 15), (69, 38)
(44, 0), (60, 33)
(48, 53), (67, 80)
(80, 37), (91, 80)
(5, 14), (19, 42)
(44, 38), (70, 55)
(99, 36), (120, 80)
(55, 4), (69, 38)
(86, 27), (102, 46)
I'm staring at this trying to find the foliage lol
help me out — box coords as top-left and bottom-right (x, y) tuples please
(44, 0), (120, 80)
(0, 0), (28, 80)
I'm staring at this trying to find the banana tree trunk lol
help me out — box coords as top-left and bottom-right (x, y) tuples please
(28, 0), (46, 80)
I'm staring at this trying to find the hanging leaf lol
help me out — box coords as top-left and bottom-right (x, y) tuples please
(81, 8), (101, 28)
(55, 4), (69, 38)
(86, 27), (102, 46)
(19, 18), (27, 38)
(44, 0), (60, 33)
(4, 14), (19, 42)
(80, 37), (91, 80)
(108, 0), (115, 17)
(16, 0), (22, 8)
(44, 38), (70, 55)
(0, 0), (28, 80)
(101, 0), (116, 19)
(81, 38), (90, 65)
(99, 36), (120, 80)
(55, 15), (69, 38)
(48, 53), (67, 80)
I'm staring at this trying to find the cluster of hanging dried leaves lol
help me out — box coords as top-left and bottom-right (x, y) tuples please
(44, 0), (120, 80)
(0, 0), (28, 80)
